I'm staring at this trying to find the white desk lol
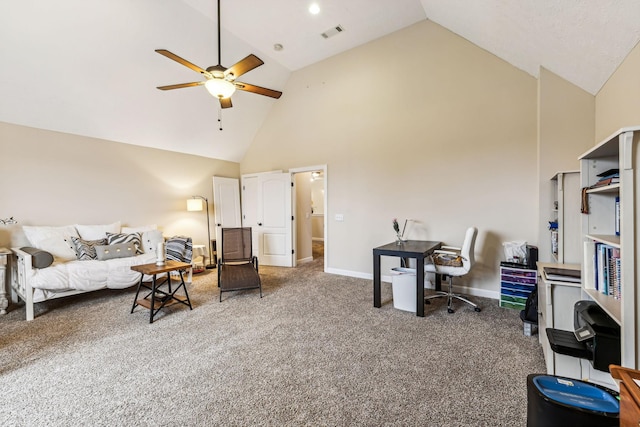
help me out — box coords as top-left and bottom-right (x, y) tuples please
(537, 262), (582, 378)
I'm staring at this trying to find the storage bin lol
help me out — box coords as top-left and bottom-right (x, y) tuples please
(390, 267), (426, 312)
(526, 374), (619, 426)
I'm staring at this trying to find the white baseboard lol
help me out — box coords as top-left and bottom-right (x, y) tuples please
(297, 256), (313, 264)
(312, 237), (324, 242)
(324, 268), (500, 301)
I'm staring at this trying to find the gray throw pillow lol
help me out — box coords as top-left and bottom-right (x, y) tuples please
(95, 243), (136, 261)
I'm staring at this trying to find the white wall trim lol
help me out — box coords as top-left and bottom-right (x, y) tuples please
(325, 268), (500, 301)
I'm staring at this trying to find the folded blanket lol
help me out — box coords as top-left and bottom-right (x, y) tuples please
(166, 236), (193, 263)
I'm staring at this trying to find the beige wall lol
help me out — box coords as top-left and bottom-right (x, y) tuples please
(537, 68), (595, 263)
(0, 122), (239, 249)
(596, 41), (640, 140)
(241, 20), (538, 297)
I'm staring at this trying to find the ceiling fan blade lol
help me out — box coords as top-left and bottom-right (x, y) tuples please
(157, 81), (205, 90)
(155, 49), (210, 77)
(225, 54), (264, 79)
(234, 82), (282, 99)
(219, 97), (233, 109)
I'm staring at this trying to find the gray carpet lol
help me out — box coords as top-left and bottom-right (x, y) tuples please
(1, 247), (544, 426)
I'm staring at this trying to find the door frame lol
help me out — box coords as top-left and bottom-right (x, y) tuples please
(290, 165), (327, 272)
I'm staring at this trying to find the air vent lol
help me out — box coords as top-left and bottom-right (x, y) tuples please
(321, 25), (344, 39)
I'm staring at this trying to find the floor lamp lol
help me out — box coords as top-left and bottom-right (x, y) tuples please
(187, 195), (215, 269)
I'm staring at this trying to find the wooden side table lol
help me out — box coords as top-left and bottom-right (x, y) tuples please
(130, 260), (193, 323)
(610, 365), (640, 426)
(0, 248), (10, 315)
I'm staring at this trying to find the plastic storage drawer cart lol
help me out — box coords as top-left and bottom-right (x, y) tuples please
(526, 374), (619, 426)
(500, 262), (537, 310)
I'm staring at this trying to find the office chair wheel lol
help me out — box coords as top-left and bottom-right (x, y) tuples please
(447, 308), (454, 314)
(474, 307), (481, 312)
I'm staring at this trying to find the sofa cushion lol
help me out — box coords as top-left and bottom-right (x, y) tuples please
(22, 225), (78, 262)
(106, 232), (143, 254)
(95, 243), (136, 261)
(20, 247), (54, 269)
(76, 221), (121, 240)
(71, 237), (107, 261)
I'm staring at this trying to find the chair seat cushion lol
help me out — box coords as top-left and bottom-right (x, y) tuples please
(220, 262), (261, 291)
(432, 253), (463, 267)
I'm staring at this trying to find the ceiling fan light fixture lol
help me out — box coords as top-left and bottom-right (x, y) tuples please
(205, 78), (236, 99)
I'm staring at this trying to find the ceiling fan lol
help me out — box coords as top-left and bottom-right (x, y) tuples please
(155, 0), (282, 109)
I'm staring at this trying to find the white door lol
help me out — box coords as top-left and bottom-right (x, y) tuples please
(212, 176), (242, 261)
(241, 172), (293, 267)
(258, 172), (292, 266)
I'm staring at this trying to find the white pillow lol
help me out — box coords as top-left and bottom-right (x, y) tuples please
(141, 229), (164, 254)
(121, 224), (157, 234)
(75, 221), (121, 240)
(22, 225), (79, 261)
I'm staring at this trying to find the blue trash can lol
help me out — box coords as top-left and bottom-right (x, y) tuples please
(527, 374), (619, 426)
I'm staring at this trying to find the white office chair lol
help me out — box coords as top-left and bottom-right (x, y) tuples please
(424, 227), (481, 313)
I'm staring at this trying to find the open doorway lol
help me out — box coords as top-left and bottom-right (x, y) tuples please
(291, 165), (327, 271)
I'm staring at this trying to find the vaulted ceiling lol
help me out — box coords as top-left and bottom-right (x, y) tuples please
(2, 0), (639, 162)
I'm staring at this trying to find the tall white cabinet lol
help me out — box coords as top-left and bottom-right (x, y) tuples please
(579, 126), (640, 371)
(550, 171), (581, 264)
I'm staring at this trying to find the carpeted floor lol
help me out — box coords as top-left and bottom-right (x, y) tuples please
(0, 246), (544, 426)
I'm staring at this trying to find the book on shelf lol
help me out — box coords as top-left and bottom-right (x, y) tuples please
(596, 168), (619, 178)
(542, 266), (581, 283)
(615, 196), (620, 236)
(591, 177), (620, 188)
(590, 169), (620, 188)
(592, 242), (621, 299)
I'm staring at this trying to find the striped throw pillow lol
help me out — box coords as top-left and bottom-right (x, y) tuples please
(71, 237), (107, 261)
(106, 232), (143, 254)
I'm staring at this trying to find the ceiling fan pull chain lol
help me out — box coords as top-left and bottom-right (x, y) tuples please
(218, 108), (223, 131)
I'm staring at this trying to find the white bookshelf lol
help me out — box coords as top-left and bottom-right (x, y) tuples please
(579, 126), (640, 370)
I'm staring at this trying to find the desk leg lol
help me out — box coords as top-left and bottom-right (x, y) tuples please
(416, 257), (425, 317)
(373, 252), (381, 308)
(149, 274), (157, 324)
(435, 273), (442, 292)
(179, 270), (193, 310)
(131, 275), (143, 313)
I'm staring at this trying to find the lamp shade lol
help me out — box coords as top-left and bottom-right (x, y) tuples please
(205, 78), (236, 99)
(187, 198), (204, 212)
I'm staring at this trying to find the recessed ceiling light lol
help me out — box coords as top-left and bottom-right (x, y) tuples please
(273, 43), (283, 51)
(309, 3), (320, 15)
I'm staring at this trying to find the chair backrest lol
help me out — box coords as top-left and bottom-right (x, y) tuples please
(221, 227), (253, 263)
(459, 227), (478, 273)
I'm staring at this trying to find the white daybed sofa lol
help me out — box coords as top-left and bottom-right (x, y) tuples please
(10, 222), (192, 321)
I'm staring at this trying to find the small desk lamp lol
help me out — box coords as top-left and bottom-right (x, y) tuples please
(187, 196), (215, 269)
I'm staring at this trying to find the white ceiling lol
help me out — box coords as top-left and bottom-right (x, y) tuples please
(2, 0), (639, 162)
